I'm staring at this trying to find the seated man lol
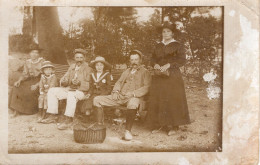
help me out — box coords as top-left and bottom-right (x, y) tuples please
(93, 50), (151, 141)
(42, 49), (92, 130)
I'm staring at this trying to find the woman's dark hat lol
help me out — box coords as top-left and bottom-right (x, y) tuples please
(27, 43), (43, 52)
(157, 22), (177, 33)
(129, 49), (144, 59)
(90, 56), (112, 69)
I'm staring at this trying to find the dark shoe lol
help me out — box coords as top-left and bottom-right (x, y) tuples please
(57, 116), (73, 130)
(37, 109), (43, 122)
(167, 125), (179, 136)
(10, 110), (20, 118)
(168, 129), (177, 136)
(151, 126), (163, 134)
(57, 122), (72, 130)
(41, 114), (58, 124)
(123, 130), (133, 141)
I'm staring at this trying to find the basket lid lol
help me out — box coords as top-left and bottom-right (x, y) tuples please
(74, 123), (106, 131)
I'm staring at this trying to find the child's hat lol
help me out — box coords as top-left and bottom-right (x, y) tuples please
(41, 61), (55, 70)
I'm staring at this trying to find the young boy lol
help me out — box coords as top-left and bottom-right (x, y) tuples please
(37, 61), (58, 122)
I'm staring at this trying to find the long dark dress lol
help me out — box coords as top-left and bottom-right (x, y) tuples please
(10, 58), (45, 114)
(147, 41), (190, 127)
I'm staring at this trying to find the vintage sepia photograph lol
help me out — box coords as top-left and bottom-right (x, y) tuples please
(7, 6), (223, 153)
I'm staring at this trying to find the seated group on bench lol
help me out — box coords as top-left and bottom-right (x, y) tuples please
(10, 43), (151, 141)
(11, 23), (192, 141)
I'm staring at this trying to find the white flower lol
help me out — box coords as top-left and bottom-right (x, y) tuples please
(102, 79), (106, 83)
(206, 86), (221, 100)
(203, 72), (217, 82)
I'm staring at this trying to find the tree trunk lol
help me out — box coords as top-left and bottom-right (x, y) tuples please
(33, 7), (66, 64)
(22, 6), (33, 36)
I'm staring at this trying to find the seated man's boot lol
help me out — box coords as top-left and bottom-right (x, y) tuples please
(96, 107), (104, 125)
(57, 116), (73, 130)
(123, 109), (137, 141)
(41, 114), (58, 124)
(124, 130), (133, 141)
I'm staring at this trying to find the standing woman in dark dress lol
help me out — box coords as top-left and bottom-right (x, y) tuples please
(147, 22), (190, 136)
(10, 43), (45, 117)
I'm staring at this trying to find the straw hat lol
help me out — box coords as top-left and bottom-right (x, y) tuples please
(41, 61), (54, 70)
(129, 49), (144, 59)
(90, 56), (112, 69)
(73, 48), (88, 57)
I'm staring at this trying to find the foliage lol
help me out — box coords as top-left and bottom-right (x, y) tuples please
(163, 7), (223, 80)
(12, 7), (223, 81)
(9, 34), (33, 53)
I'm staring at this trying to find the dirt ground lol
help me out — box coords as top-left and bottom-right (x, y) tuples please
(8, 52), (222, 153)
(8, 80), (222, 153)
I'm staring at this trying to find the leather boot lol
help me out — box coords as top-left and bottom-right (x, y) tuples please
(37, 108), (43, 122)
(96, 107), (104, 125)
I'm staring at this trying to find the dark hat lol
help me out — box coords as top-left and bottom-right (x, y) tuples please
(28, 43), (43, 52)
(129, 49), (144, 59)
(157, 22), (177, 33)
(73, 48), (88, 56)
(41, 61), (55, 70)
(90, 56), (112, 69)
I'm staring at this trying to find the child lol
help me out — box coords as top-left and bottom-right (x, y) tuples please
(37, 61), (58, 122)
(80, 56), (112, 116)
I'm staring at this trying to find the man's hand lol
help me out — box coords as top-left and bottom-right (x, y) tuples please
(75, 90), (84, 99)
(160, 63), (170, 72)
(14, 80), (21, 87)
(125, 91), (134, 98)
(154, 64), (161, 70)
(31, 84), (38, 91)
(60, 78), (68, 87)
(72, 79), (80, 86)
(112, 92), (120, 100)
(83, 94), (91, 100)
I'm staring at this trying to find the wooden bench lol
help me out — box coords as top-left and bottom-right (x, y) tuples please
(53, 63), (148, 118)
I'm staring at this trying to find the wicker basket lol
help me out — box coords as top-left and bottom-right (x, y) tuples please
(73, 123), (106, 144)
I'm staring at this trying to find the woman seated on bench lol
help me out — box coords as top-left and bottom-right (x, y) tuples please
(80, 56), (113, 115)
(10, 43), (45, 117)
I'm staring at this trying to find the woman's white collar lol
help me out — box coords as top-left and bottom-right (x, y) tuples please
(29, 57), (43, 64)
(161, 39), (176, 45)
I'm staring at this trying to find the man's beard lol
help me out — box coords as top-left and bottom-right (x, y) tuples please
(131, 63), (138, 68)
(76, 61), (83, 65)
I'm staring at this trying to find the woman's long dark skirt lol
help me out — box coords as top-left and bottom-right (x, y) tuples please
(10, 78), (40, 115)
(147, 68), (190, 127)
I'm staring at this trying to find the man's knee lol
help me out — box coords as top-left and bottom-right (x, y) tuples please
(48, 87), (59, 96)
(93, 96), (102, 107)
(127, 98), (140, 109)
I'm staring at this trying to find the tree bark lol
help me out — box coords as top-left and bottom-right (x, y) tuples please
(22, 6), (33, 36)
(33, 7), (66, 64)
